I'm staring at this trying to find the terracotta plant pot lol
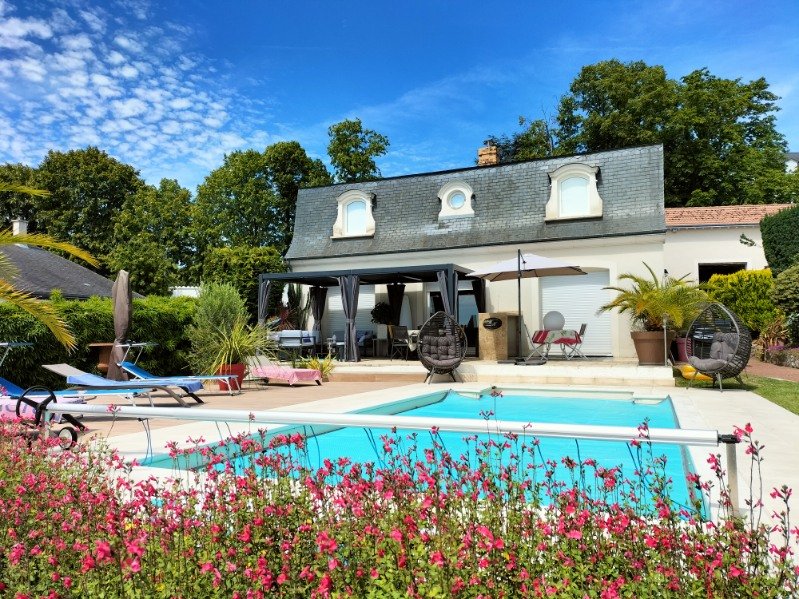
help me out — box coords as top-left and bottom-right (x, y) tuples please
(216, 363), (246, 391)
(631, 330), (675, 365)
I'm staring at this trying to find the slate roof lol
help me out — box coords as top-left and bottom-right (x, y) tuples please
(1, 243), (129, 299)
(287, 145), (666, 262)
(665, 204), (794, 228)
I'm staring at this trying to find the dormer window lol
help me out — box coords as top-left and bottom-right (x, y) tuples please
(438, 181), (474, 219)
(545, 163), (603, 221)
(332, 190), (376, 238)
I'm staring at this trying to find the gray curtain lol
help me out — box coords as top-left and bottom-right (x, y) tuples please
(310, 286), (327, 334)
(437, 270), (453, 317)
(337, 275), (361, 361)
(387, 283), (405, 325)
(471, 278), (486, 312)
(257, 280), (271, 325)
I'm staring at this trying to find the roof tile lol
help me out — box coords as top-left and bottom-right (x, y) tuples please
(665, 204), (794, 227)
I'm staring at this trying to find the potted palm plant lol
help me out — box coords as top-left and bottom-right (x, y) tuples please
(188, 283), (266, 390)
(598, 263), (707, 365)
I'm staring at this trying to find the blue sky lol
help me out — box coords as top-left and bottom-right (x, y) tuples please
(1, 0), (797, 192)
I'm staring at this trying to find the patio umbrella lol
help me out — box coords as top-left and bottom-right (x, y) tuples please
(107, 270), (132, 381)
(468, 251), (586, 363)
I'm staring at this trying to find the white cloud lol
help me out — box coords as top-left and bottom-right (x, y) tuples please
(169, 97), (192, 110)
(113, 34), (142, 53)
(0, 16), (52, 39)
(116, 64), (139, 78)
(16, 57), (47, 81)
(61, 33), (92, 51)
(112, 97), (148, 118)
(80, 10), (106, 34)
(106, 50), (126, 65)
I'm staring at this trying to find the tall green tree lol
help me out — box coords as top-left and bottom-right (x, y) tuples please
(667, 69), (790, 206)
(0, 164), (40, 228)
(327, 118), (389, 182)
(194, 142), (330, 260)
(488, 60), (795, 207)
(34, 147), (144, 270)
(107, 179), (195, 295)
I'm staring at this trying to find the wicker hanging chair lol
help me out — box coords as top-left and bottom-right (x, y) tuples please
(685, 302), (752, 391)
(418, 311), (468, 384)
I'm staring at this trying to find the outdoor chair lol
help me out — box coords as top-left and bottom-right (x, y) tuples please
(685, 302), (752, 391)
(418, 311), (467, 383)
(560, 323), (587, 359)
(247, 354), (322, 386)
(42, 363), (204, 407)
(390, 325), (411, 361)
(119, 361), (241, 394)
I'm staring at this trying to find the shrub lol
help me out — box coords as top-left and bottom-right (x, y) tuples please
(705, 269), (776, 337)
(761, 204), (799, 276)
(202, 245), (286, 320)
(773, 262), (799, 316)
(0, 295), (196, 387)
(0, 419), (795, 597)
(187, 282), (264, 373)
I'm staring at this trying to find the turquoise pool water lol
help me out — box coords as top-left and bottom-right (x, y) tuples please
(153, 388), (698, 509)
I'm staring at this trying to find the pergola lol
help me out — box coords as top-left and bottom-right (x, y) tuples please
(257, 264), (479, 362)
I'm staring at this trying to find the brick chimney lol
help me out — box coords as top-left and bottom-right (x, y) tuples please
(12, 218), (27, 236)
(477, 143), (498, 166)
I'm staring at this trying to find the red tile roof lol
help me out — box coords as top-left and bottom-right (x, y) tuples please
(665, 204), (794, 227)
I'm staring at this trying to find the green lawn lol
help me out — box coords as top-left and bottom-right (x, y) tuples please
(674, 372), (799, 416)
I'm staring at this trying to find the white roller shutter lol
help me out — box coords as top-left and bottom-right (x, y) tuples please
(326, 284), (375, 337)
(540, 271), (612, 357)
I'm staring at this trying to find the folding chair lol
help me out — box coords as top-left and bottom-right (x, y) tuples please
(561, 323), (587, 359)
(523, 324), (551, 362)
(390, 325), (410, 361)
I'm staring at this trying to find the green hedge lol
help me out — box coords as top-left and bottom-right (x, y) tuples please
(0, 295), (196, 390)
(761, 204), (799, 276)
(705, 269), (776, 337)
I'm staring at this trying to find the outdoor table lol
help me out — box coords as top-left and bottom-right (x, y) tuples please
(529, 329), (580, 360)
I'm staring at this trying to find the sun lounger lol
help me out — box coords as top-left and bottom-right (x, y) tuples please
(1, 382), (88, 430)
(248, 358), (322, 386)
(43, 364), (204, 407)
(119, 361), (241, 394)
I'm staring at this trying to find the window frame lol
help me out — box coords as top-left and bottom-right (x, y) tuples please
(332, 190), (376, 238)
(437, 180), (475, 219)
(545, 163), (603, 222)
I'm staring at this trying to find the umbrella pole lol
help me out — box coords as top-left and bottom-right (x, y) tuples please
(517, 250), (522, 359)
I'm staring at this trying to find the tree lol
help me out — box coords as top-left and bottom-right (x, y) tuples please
(0, 164), (40, 228)
(107, 179), (195, 295)
(0, 183), (99, 349)
(485, 116), (560, 163)
(34, 147), (144, 270)
(262, 141), (332, 249)
(327, 118), (389, 182)
(201, 245), (285, 320)
(193, 143), (330, 259)
(488, 60), (794, 207)
(666, 69), (789, 206)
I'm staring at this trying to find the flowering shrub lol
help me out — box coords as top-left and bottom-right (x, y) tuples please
(0, 419), (796, 597)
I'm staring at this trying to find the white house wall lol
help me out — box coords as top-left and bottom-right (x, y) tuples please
(664, 226), (770, 281)
(294, 232), (664, 360)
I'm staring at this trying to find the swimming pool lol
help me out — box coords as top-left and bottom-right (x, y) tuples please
(153, 387), (700, 510)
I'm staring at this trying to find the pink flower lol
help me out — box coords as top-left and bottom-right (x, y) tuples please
(389, 528), (402, 543)
(94, 540), (112, 561)
(565, 530), (582, 540)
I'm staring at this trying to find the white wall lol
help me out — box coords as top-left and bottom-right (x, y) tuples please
(664, 226), (770, 281)
(292, 232), (665, 360)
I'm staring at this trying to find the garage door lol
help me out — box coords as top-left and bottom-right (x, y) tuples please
(540, 271), (612, 357)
